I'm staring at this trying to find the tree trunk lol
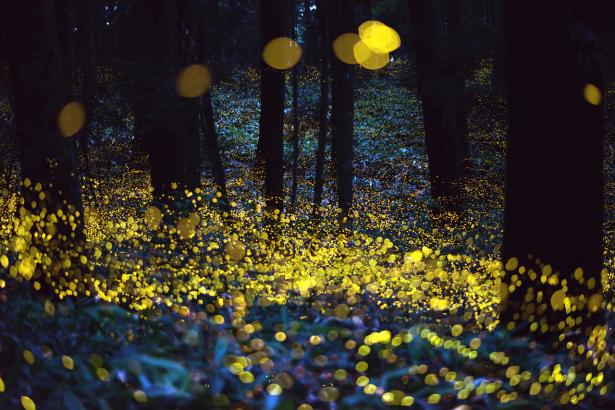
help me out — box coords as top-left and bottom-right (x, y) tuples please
(313, 0), (330, 214)
(501, 0), (606, 339)
(194, 0), (229, 208)
(290, 0), (301, 211)
(76, 0), (99, 203)
(408, 0), (467, 207)
(257, 0), (288, 211)
(202, 92), (229, 204)
(6, 2), (85, 246)
(122, 0), (202, 205)
(328, 0), (355, 218)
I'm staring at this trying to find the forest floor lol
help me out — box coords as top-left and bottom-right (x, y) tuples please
(0, 60), (614, 409)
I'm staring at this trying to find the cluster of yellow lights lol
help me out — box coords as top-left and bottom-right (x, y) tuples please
(0, 175), (612, 408)
(4, 69), (614, 408)
(260, 21), (400, 71)
(333, 20), (401, 70)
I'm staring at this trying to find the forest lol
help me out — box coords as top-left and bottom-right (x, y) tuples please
(0, 0), (614, 409)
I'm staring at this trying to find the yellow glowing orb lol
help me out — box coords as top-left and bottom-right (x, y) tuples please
(57, 101), (86, 138)
(359, 20), (401, 54)
(262, 37), (302, 70)
(332, 33), (361, 65)
(176, 64), (212, 98)
(353, 41), (390, 70)
(143, 206), (163, 229)
(21, 396), (36, 410)
(583, 83), (601, 106)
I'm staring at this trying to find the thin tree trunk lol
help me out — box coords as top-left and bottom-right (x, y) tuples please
(501, 0), (606, 337)
(195, 0), (230, 208)
(290, 0), (301, 211)
(257, 0), (288, 211)
(328, 0), (355, 219)
(313, 0), (329, 214)
(76, 0), (99, 204)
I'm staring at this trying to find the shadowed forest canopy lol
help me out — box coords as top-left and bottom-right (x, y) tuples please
(0, 1), (614, 409)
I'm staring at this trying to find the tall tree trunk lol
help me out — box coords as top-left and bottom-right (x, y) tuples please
(257, 0), (288, 211)
(55, 0), (74, 97)
(501, 0), (606, 339)
(408, 0), (466, 207)
(446, 0), (472, 175)
(123, 0), (202, 205)
(6, 2), (85, 249)
(195, 0), (229, 208)
(328, 0), (355, 218)
(76, 0), (99, 204)
(290, 0), (301, 211)
(313, 0), (330, 214)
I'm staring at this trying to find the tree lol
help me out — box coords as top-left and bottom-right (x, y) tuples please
(327, 0), (356, 218)
(408, 0), (469, 206)
(312, 0), (330, 214)
(290, 0), (302, 211)
(193, 1), (230, 207)
(120, 0), (202, 205)
(5, 2), (85, 244)
(256, 0), (289, 211)
(501, 0), (607, 335)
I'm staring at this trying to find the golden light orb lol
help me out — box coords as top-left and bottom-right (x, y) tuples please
(176, 64), (212, 98)
(262, 37), (302, 70)
(58, 101), (86, 138)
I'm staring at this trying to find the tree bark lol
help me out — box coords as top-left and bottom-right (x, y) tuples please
(501, 0), (606, 337)
(313, 0), (330, 214)
(122, 0), (202, 205)
(202, 92), (229, 204)
(328, 0), (355, 218)
(257, 0), (288, 211)
(408, 0), (467, 207)
(290, 0), (301, 211)
(6, 2), (85, 244)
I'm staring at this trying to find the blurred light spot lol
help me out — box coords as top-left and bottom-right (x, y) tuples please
(176, 64), (212, 98)
(583, 83), (601, 106)
(133, 390), (147, 403)
(332, 33), (360, 65)
(358, 20), (400, 54)
(262, 37), (302, 70)
(143, 206), (163, 229)
(21, 396), (36, 410)
(353, 41), (390, 70)
(57, 101), (86, 138)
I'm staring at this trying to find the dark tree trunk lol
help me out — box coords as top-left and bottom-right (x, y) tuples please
(202, 92), (229, 204)
(408, 0), (467, 207)
(290, 0), (301, 211)
(446, 0), (472, 175)
(195, 0), (229, 207)
(122, 0), (202, 205)
(313, 0), (330, 214)
(501, 0), (606, 336)
(328, 0), (355, 218)
(5, 2), (85, 243)
(76, 0), (99, 201)
(257, 0), (288, 211)
(301, 0), (319, 66)
(55, 0), (74, 97)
